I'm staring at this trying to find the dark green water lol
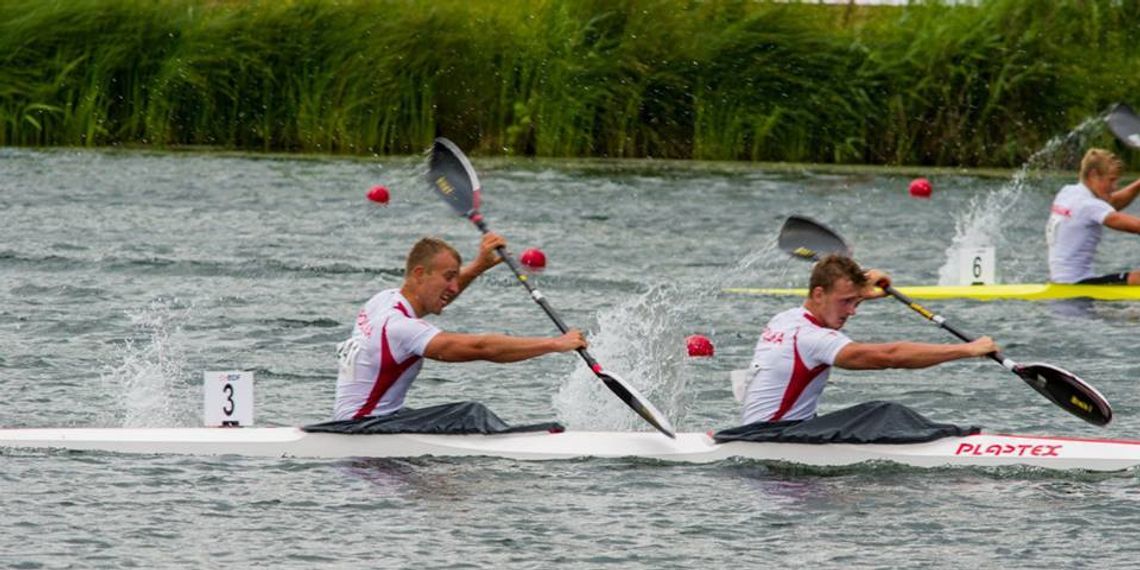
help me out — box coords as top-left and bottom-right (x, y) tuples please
(2, 148), (1139, 568)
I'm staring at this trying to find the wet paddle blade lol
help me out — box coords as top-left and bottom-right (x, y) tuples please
(427, 137), (481, 217)
(598, 370), (675, 438)
(1015, 363), (1112, 426)
(777, 215), (853, 261)
(1106, 103), (1140, 150)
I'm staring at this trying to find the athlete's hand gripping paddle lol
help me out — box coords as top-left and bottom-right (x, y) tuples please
(426, 137), (676, 438)
(777, 214), (1112, 426)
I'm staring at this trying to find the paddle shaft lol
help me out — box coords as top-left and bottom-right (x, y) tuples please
(881, 283), (1016, 371)
(470, 217), (600, 371)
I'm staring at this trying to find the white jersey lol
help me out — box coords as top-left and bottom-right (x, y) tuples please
(333, 289), (441, 420)
(741, 307), (852, 424)
(1046, 182), (1115, 283)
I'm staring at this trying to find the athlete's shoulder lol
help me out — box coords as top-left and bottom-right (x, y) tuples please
(1053, 183), (1089, 207)
(794, 311), (847, 342)
(763, 307), (802, 328)
(359, 289), (421, 326)
(363, 288), (400, 306)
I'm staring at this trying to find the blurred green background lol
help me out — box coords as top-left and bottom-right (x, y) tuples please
(2, 0), (1137, 167)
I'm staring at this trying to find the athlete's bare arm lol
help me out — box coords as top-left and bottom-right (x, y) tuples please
(424, 329), (586, 363)
(834, 336), (996, 370)
(1104, 211), (1140, 234)
(455, 233), (506, 295)
(1108, 178), (1140, 210)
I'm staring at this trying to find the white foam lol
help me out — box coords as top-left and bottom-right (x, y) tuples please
(97, 299), (195, 428)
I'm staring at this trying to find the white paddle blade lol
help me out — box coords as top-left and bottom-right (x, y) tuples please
(597, 370), (675, 438)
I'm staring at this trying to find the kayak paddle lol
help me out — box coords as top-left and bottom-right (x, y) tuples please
(776, 214), (1113, 426)
(426, 137), (676, 438)
(1107, 103), (1140, 150)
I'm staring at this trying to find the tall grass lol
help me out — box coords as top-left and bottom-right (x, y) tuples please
(1, 0), (1138, 166)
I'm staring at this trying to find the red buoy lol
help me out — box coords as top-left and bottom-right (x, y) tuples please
(519, 248), (546, 269)
(367, 185), (390, 205)
(908, 178), (932, 199)
(686, 334), (714, 358)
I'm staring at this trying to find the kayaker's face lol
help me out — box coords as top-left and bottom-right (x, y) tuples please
(1087, 170), (1119, 200)
(411, 251), (461, 315)
(809, 277), (862, 330)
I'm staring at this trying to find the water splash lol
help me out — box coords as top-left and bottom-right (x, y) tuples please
(98, 299), (195, 427)
(936, 117), (1104, 284)
(553, 283), (691, 431)
(553, 240), (785, 430)
(725, 239), (784, 284)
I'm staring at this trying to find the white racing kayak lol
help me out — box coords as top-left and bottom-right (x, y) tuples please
(3, 427), (1140, 471)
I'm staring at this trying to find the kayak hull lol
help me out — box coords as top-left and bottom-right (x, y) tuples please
(3, 428), (1140, 471)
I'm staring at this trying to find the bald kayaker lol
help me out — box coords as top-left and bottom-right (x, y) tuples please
(331, 233), (585, 421)
(740, 255), (998, 424)
(1046, 148), (1140, 285)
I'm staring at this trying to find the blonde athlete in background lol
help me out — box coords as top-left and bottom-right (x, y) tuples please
(332, 234), (585, 421)
(1047, 148), (1140, 285)
(740, 255), (997, 424)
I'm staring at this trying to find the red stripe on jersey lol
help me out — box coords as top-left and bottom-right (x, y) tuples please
(768, 332), (829, 422)
(353, 319), (421, 419)
(802, 311), (824, 327)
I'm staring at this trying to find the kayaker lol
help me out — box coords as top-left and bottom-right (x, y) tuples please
(739, 254), (998, 424)
(331, 233), (586, 421)
(1046, 148), (1140, 285)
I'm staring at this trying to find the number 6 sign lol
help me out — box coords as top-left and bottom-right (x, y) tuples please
(957, 246), (996, 285)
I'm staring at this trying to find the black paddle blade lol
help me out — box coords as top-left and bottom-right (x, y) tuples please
(1107, 103), (1140, 150)
(598, 370), (676, 438)
(777, 215), (853, 261)
(427, 137), (481, 217)
(1014, 363), (1112, 426)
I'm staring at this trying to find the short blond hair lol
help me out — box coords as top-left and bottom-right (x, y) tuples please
(406, 237), (460, 274)
(1080, 148), (1123, 182)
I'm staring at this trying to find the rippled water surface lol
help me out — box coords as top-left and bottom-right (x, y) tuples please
(2, 147), (1140, 568)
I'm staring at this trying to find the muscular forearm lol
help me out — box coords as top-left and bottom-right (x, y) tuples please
(479, 334), (564, 362)
(439, 334), (563, 363)
(1109, 179), (1140, 210)
(455, 259), (497, 296)
(841, 341), (981, 370)
(1103, 211), (1140, 234)
(878, 342), (980, 368)
(455, 233), (508, 295)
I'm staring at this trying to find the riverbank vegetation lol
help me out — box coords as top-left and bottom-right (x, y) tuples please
(2, 0), (1137, 167)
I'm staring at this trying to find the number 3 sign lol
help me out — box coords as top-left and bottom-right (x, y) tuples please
(203, 371), (254, 427)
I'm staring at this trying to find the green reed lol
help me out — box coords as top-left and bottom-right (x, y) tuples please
(1, 0), (1138, 166)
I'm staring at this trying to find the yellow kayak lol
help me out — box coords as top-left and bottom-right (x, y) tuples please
(724, 283), (1140, 301)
